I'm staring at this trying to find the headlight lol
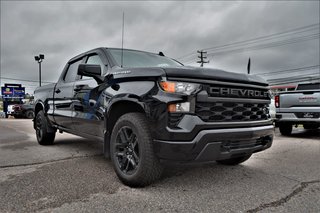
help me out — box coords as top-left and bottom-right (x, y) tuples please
(159, 81), (200, 95)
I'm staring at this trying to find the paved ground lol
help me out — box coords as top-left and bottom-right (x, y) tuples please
(0, 119), (319, 213)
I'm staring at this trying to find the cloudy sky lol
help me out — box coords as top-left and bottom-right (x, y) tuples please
(1, 1), (319, 94)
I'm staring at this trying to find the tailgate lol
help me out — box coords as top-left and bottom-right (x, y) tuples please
(279, 90), (320, 111)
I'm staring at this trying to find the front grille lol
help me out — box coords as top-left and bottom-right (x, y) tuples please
(221, 136), (272, 152)
(196, 102), (269, 122)
(221, 138), (266, 151)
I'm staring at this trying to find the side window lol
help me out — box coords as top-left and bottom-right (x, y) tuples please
(87, 54), (104, 67)
(64, 59), (82, 82)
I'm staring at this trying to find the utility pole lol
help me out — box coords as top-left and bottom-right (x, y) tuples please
(197, 50), (209, 67)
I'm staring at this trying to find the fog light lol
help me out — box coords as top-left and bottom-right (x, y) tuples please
(168, 102), (190, 112)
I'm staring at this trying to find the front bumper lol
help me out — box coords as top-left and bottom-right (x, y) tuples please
(154, 125), (274, 162)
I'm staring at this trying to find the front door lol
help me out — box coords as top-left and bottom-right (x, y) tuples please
(72, 54), (107, 137)
(53, 59), (82, 130)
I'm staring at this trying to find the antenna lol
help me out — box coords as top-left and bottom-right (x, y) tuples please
(121, 12), (124, 68)
(247, 57), (251, 74)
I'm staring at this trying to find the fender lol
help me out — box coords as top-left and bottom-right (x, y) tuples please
(33, 100), (55, 133)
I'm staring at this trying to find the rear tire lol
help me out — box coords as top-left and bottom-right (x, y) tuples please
(216, 154), (252, 165)
(35, 111), (56, 145)
(279, 123), (292, 136)
(110, 113), (163, 187)
(25, 110), (35, 119)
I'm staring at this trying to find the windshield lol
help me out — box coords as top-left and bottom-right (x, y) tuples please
(108, 49), (183, 68)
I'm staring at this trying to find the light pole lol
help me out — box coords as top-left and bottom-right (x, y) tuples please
(34, 54), (44, 87)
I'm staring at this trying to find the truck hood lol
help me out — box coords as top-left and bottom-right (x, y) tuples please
(109, 66), (268, 86)
(163, 66), (268, 86)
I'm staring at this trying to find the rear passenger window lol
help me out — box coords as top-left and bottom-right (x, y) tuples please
(64, 60), (82, 82)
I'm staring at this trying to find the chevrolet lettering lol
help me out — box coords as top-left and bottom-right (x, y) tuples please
(209, 87), (269, 98)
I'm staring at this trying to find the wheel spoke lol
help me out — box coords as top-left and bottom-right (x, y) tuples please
(116, 152), (125, 157)
(120, 155), (128, 168)
(128, 156), (136, 168)
(132, 150), (139, 163)
(131, 137), (137, 148)
(124, 157), (130, 172)
(119, 129), (128, 144)
(115, 142), (126, 148)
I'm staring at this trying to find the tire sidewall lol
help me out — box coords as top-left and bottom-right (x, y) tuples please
(36, 111), (46, 142)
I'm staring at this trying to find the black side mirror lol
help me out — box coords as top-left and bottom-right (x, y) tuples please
(78, 64), (101, 77)
(78, 64), (103, 84)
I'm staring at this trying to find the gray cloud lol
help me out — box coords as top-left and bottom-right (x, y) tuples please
(1, 1), (319, 94)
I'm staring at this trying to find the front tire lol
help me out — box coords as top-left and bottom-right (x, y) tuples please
(35, 111), (56, 145)
(110, 113), (163, 187)
(279, 123), (292, 136)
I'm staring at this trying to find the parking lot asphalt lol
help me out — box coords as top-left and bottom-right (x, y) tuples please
(0, 119), (319, 213)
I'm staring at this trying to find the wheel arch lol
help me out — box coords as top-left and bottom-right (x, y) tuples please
(33, 102), (45, 129)
(103, 99), (146, 158)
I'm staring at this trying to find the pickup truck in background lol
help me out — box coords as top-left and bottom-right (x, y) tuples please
(275, 82), (320, 135)
(33, 47), (274, 186)
(8, 103), (35, 119)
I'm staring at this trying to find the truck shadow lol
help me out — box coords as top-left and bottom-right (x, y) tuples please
(290, 129), (320, 140)
(275, 128), (320, 140)
(54, 137), (104, 154)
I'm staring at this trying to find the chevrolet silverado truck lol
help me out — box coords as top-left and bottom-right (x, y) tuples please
(275, 82), (320, 135)
(33, 47), (274, 186)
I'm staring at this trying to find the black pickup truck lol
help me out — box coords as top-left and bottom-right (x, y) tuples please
(33, 47), (274, 186)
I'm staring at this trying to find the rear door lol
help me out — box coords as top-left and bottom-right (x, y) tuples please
(72, 53), (108, 137)
(53, 58), (84, 130)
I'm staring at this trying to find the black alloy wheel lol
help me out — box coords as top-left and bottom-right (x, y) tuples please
(110, 113), (163, 187)
(114, 126), (140, 175)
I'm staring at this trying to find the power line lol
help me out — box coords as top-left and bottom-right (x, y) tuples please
(183, 33), (319, 64)
(256, 65), (320, 76)
(204, 24), (319, 52)
(0, 77), (55, 84)
(177, 23), (319, 60)
(206, 33), (319, 56)
(267, 73), (320, 83)
(268, 77), (320, 85)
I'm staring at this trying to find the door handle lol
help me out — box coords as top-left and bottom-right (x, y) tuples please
(74, 85), (86, 92)
(55, 89), (61, 94)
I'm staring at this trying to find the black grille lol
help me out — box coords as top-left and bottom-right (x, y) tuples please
(196, 102), (269, 122)
(221, 139), (265, 151)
